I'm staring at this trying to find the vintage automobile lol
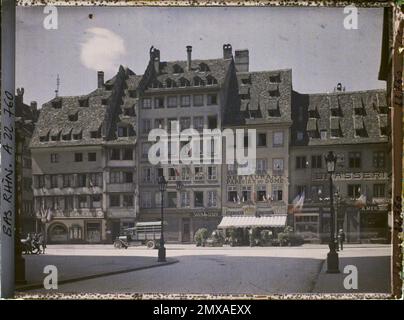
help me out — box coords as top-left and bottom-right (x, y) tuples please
(113, 221), (163, 249)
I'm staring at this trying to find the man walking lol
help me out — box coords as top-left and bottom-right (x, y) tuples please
(337, 229), (345, 251)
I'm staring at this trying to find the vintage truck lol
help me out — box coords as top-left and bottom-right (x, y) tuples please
(113, 221), (163, 249)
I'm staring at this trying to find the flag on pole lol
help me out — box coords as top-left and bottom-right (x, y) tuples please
(355, 193), (367, 208)
(46, 208), (52, 222)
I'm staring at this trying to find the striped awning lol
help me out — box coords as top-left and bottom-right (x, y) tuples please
(217, 215), (287, 228)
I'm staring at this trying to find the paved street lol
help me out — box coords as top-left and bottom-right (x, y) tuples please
(21, 244), (391, 295)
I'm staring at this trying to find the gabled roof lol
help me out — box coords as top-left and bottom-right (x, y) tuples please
(30, 67), (138, 148)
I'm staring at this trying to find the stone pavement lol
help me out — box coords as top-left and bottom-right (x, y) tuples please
(312, 247), (391, 293)
(16, 244), (391, 295)
(17, 249), (178, 291)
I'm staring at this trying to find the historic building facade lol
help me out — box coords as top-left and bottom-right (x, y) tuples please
(135, 45), (234, 242)
(289, 88), (391, 243)
(28, 43), (390, 244)
(14, 89), (39, 235)
(30, 67), (140, 243)
(221, 69), (292, 221)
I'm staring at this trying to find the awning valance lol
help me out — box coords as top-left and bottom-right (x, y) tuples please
(217, 215), (287, 228)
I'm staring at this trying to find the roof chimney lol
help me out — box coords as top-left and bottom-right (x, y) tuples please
(186, 45), (192, 71)
(97, 71), (104, 89)
(149, 46), (160, 74)
(16, 87), (24, 105)
(235, 49), (249, 72)
(30, 101), (37, 111)
(223, 44), (233, 60)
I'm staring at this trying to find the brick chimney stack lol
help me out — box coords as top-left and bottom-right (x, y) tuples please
(97, 71), (104, 89)
(186, 45), (192, 71)
(235, 49), (249, 72)
(223, 44), (233, 60)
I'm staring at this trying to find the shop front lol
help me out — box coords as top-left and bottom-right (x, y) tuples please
(46, 218), (107, 244)
(358, 204), (390, 243)
(137, 208), (222, 243)
(291, 203), (390, 244)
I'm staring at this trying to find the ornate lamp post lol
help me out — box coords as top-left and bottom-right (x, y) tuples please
(324, 151), (340, 273)
(157, 175), (168, 262)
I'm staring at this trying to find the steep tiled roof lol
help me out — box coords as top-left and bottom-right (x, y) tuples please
(233, 69), (292, 125)
(145, 59), (231, 89)
(30, 67), (138, 148)
(291, 89), (389, 146)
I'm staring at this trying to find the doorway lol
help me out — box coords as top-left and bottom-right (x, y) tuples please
(181, 218), (191, 242)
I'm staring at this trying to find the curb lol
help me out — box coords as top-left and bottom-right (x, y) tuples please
(15, 259), (179, 292)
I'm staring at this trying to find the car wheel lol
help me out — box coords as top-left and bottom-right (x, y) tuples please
(146, 240), (155, 249)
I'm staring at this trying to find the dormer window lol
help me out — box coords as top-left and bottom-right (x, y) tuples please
(307, 118), (319, 138)
(352, 96), (365, 116)
(240, 76), (251, 85)
(269, 74), (281, 83)
(179, 77), (190, 87)
(123, 106), (134, 116)
(52, 99), (62, 109)
(268, 89), (280, 97)
(166, 78), (177, 88)
(308, 108), (319, 118)
(206, 75), (218, 86)
(199, 63), (210, 72)
(79, 97), (89, 108)
(90, 127), (101, 139)
(266, 100), (280, 117)
(51, 130), (61, 141)
(117, 124), (134, 137)
(173, 64), (184, 74)
(62, 129), (72, 141)
(73, 130), (82, 140)
(330, 117), (342, 137)
(376, 93), (388, 114)
(150, 81), (162, 89)
(354, 117), (367, 137)
(68, 112), (78, 122)
(329, 96), (342, 117)
(379, 114), (388, 136)
(193, 76), (204, 87)
(39, 131), (50, 142)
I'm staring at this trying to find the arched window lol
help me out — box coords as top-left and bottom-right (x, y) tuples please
(193, 76), (204, 87)
(48, 223), (68, 243)
(179, 77), (190, 87)
(166, 78), (177, 88)
(206, 75), (218, 85)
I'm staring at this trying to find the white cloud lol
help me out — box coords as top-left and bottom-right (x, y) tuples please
(80, 28), (126, 73)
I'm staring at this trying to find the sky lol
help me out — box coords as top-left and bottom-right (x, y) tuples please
(16, 6), (385, 107)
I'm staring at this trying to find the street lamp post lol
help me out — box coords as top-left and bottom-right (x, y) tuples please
(324, 151), (340, 273)
(157, 175), (168, 262)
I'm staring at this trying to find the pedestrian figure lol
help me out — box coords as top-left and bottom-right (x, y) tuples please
(337, 229), (345, 251)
